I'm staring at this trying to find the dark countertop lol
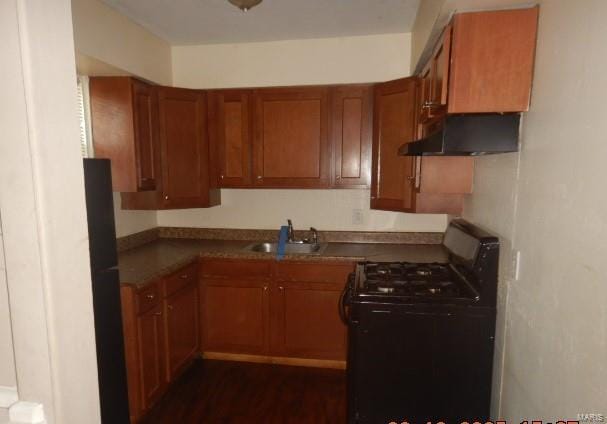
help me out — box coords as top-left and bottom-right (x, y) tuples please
(118, 238), (449, 287)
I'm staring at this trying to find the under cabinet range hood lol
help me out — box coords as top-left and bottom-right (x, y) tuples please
(399, 113), (521, 156)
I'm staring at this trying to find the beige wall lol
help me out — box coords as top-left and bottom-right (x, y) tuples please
(157, 189), (447, 232)
(173, 33), (411, 89)
(410, 0), (447, 71)
(113, 193), (158, 238)
(163, 33), (447, 233)
(460, 0), (607, 420)
(0, 0), (101, 422)
(0, 222), (17, 389)
(71, 0), (172, 85)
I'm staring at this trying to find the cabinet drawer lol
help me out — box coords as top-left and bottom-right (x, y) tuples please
(136, 282), (160, 314)
(200, 259), (272, 279)
(164, 261), (199, 297)
(275, 262), (354, 284)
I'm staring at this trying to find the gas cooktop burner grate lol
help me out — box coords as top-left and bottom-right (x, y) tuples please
(361, 262), (468, 298)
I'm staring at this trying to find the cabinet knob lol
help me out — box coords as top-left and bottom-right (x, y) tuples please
(335, 175), (341, 180)
(220, 175), (224, 179)
(167, 305), (174, 311)
(180, 274), (189, 280)
(407, 176), (415, 181)
(164, 195), (169, 200)
(146, 294), (155, 300)
(263, 286), (268, 291)
(256, 175), (262, 180)
(154, 311), (162, 316)
(279, 286), (284, 291)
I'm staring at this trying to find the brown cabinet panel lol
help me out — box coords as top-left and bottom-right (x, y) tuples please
(448, 7), (538, 113)
(275, 261), (355, 284)
(418, 157), (474, 195)
(164, 283), (199, 381)
(252, 87), (330, 187)
(202, 279), (269, 354)
(330, 85), (372, 188)
(371, 77), (418, 212)
(209, 90), (253, 187)
(200, 259), (272, 279)
(137, 304), (166, 411)
(158, 87), (218, 208)
(132, 80), (158, 191)
(90, 77), (159, 192)
(270, 281), (347, 360)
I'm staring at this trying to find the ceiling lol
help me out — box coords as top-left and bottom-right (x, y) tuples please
(101, 0), (421, 45)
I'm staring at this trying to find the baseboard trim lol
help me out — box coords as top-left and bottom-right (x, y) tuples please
(202, 352), (346, 370)
(0, 386), (18, 408)
(9, 401), (45, 424)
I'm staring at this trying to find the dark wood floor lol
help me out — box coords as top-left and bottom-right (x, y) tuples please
(141, 359), (347, 424)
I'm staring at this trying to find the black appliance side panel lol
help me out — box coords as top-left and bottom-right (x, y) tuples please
(92, 268), (130, 423)
(83, 158), (118, 272)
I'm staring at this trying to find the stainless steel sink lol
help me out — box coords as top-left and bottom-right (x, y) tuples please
(244, 242), (328, 255)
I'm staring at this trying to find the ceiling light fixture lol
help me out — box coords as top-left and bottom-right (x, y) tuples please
(227, 0), (262, 12)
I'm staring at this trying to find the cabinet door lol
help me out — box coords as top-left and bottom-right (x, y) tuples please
(209, 90), (252, 187)
(370, 77), (418, 212)
(137, 304), (166, 410)
(202, 279), (269, 354)
(164, 283), (199, 381)
(330, 85), (372, 188)
(270, 280), (347, 360)
(252, 87), (330, 188)
(132, 79), (158, 191)
(158, 87), (216, 208)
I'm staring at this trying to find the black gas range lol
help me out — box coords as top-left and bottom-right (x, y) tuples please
(343, 220), (499, 424)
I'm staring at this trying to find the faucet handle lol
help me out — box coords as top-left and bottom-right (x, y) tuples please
(309, 227), (318, 243)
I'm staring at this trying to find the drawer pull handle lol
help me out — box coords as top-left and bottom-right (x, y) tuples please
(180, 274), (189, 280)
(167, 305), (174, 311)
(154, 311), (162, 316)
(146, 294), (155, 300)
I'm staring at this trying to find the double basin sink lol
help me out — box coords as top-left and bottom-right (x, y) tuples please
(243, 242), (328, 255)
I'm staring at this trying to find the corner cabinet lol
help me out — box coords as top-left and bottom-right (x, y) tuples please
(157, 87), (219, 208)
(371, 77), (473, 214)
(120, 262), (200, 422)
(208, 89), (253, 188)
(90, 77), (159, 193)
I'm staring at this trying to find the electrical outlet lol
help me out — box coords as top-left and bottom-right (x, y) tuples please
(352, 209), (364, 225)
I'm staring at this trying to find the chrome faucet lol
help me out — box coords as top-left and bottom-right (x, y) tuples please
(287, 219), (295, 242)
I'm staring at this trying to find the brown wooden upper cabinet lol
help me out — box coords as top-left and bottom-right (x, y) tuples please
(371, 77), (418, 212)
(419, 7), (538, 121)
(252, 86), (330, 188)
(330, 85), (372, 188)
(371, 77), (473, 215)
(208, 89), (253, 188)
(157, 87), (219, 208)
(90, 77), (159, 192)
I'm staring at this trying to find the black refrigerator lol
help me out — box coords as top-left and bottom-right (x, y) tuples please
(83, 159), (130, 423)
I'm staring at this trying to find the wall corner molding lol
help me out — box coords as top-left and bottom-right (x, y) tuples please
(9, 401), (45, 424)
(0, 386), (18, 408)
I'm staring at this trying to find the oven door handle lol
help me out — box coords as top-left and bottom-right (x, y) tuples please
(339, 284), (351, 325)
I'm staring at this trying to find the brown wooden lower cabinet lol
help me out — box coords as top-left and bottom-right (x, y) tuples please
(200, 259), (353, 364)
(121, 261), (200, 422)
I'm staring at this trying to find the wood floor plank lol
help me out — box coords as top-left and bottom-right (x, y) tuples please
(140, 359), (347, 423)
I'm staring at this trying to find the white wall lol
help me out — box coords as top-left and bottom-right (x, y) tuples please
(0, 0), (101, 422)
(164, 33), (447, 233)
(460, 0), (607, 420)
